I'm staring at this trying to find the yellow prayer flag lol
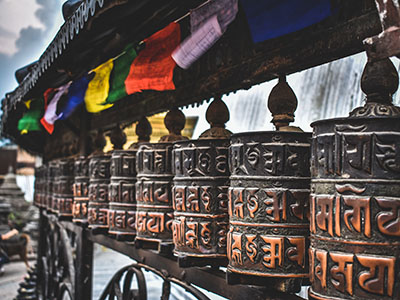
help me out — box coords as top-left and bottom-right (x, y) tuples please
(85, 59), (114, 113)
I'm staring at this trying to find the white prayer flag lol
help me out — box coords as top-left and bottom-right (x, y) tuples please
(172, 15), (222, 69)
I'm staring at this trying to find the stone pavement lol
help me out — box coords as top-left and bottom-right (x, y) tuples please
(0, 261), (29, 300)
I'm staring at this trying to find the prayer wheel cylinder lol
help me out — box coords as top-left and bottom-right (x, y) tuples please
(108, 149), (137, 239)
(172, 98), (232, 265)
(50, 160), (60, 213)
(135, 142), (174, 245)
(34, 166), (44, 208)
(72, 156), (90, 224)
(227, 77), (310, 290)
(57, 158), (74, 218)
(309, 59), (400, 300)
(135, 109), (188, 249)
(48, 161), (57, 212)
(88, 153), (111, 230)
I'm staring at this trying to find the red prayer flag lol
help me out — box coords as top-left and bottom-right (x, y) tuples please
(125, 22), (180, 94)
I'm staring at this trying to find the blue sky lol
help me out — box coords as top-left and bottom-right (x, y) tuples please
(0, 0), (64, 100)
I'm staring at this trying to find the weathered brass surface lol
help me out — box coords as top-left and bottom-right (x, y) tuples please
(227, 77), (311, 288)
(57, 158), (74, 218)
(172, 98), (231, 263)
(135, 109), (187, 247)
(309, 59), (400, 300)
(88, 154), (111, 230)
(108, 149), (137, 239)
(72, 156), (89, 224)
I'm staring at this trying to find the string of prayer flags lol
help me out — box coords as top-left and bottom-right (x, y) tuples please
(18, 97), (44, 134)
(59, 76), (91, 120)
(84, 59), (114, 113)
(125, 22), (180, 94)
(241, 0), (331, 43)
(40, 83), (71, 134)
(105, 44), (137, 104)
(172, 0), (238, 69)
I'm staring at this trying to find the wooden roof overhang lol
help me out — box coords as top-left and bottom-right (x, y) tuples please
(0, 0), (384, 157)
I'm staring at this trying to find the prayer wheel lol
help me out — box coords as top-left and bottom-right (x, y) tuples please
(72, 156), (90, 224)
(33, 166), (44, 208)
(172, 98), (232, 267)
(227, 77), (311, 291)
(309, 58), (400, 300)
(50, 160), (60, 213)
(108, 118), (152, 240)
(88, 131), (111, 232)
(57, 157), (75, 218)
(135, 109), (188, 252)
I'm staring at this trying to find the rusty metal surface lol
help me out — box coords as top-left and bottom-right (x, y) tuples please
(309, 116), (400, 300)
(228, 131), (311, 281)
(108, 149), (137, 239)
(88, 154), (111, 230)
(48, 161), (58, 213)
(172, 139), (230, 260)
(135, 142), (174, 245)
(72, 156), (90, 224)
(34, 166), (45, 208)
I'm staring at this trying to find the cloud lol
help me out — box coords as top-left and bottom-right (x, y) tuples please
(0, 0), (64, 110)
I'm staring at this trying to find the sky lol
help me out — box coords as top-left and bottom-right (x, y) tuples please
(0, 0), (64, 101)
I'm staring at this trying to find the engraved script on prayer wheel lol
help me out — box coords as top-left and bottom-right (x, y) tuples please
(50, 160), (60, 213)
(172, 98), (232, 265)
(34, 166), (44, 208)
(108, 123), (144, 240)
(309, 58), (400, 300)
(135, 109), (188, 250)
(88, 130), (110, 231)
(72, 156), (89, 224)
(227, 77), (311, 288)
(57, 157), (74, 218)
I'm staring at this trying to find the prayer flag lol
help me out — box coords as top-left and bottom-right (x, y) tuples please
(40, 83), (70, 134)
(18, 97), (44, 134)
(84, 59), (114, 113)
(105, 44), (137, 104)
(191, 0), (238, 33)
(125, 22), (180, 94)
(59, 76), (90, 120)
(241, 0), (331, 43)
(172, 0), (238, 69)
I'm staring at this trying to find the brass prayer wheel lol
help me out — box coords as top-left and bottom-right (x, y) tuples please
(135, 109), (188, 251)
(34, 166), (45, 208)
(309, 59), (400, 300)
(57, 157), (75, 218)
(108, 118), (152, 240)
(227, 77), (311, 289)
(49, 160), (60, 213)
(72, 156), (90, 224)
(172, 98), (231, 266)
(88, 131), (111, 231)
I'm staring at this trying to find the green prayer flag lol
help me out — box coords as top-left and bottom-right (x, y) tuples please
(18, 97), (44, 133)
(105, 44), (137, 104)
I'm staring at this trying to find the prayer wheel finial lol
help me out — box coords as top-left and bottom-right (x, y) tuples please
(199, 96), (232, 139)
(159, 108), (188, 142)
(350, 57), (400, 117)
(268, 75), (302, 132)
(109, 124), (126, 150)
(129, 116), (152, 149)
(92, 129), (106, 154)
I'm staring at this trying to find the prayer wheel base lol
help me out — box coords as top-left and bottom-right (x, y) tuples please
(177, 255), (227, 268)
(108, 232), (136, 242)
(134, 238), (174, 256)
(90, 227), (108, 235)
(226, 270), (302, 293)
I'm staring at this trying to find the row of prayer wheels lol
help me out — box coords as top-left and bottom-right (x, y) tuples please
(34, 58), (400, 299)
